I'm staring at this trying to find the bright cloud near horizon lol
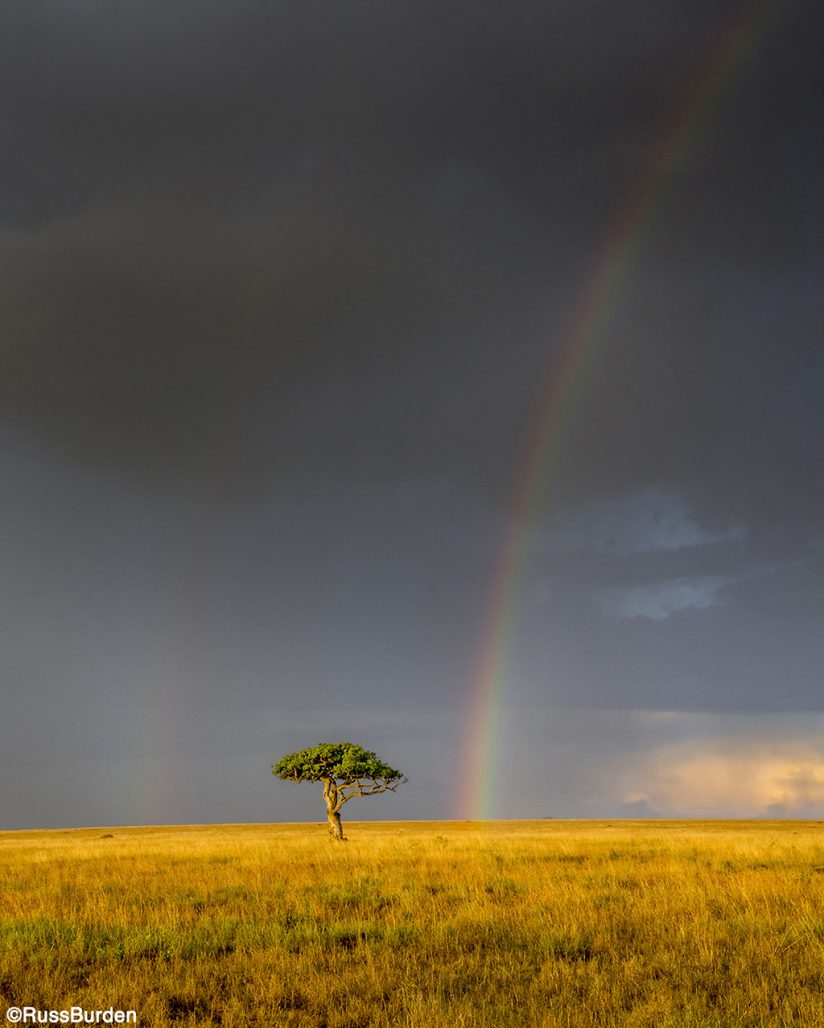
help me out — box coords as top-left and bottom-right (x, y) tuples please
(613, 713), (824, 817)
(1, 0), (822, 828)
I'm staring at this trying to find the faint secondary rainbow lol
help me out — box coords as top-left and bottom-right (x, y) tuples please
(459, 0), (783, 820)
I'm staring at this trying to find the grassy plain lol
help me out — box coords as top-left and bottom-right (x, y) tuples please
(1, 820), (824, 1026)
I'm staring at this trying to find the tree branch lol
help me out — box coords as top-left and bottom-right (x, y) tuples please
(335, 776), (408, 809)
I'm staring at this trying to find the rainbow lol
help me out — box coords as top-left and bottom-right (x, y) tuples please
(459, 0), (782, 820)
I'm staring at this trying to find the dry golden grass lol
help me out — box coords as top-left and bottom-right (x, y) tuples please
(2, 820), (824, 1026)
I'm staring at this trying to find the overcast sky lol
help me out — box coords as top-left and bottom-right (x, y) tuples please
(2, 0), (822, 828)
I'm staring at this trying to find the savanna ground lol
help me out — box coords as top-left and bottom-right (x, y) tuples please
(2, 820), (824, 1027)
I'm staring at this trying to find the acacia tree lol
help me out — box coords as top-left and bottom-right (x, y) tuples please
(272, 741), (407, 840)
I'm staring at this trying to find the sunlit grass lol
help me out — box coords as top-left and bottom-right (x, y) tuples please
(2, 820), (824, 1025)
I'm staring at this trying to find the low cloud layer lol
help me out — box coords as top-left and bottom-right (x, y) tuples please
(547, 489), (746, 556)
(596, 575), (733, 621)
(618, 742), (824, 819)
(488, 708), (824, 820)
(613, 712), (824, 819)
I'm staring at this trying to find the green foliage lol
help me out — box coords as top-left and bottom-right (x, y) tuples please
(272, 741), (405, 786)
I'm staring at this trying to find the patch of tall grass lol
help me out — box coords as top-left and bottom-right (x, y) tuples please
(1, 821), (823, 1026)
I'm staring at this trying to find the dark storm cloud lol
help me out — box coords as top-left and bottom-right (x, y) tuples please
(5, 0), (819, 508)
(2, 1), (823, 826)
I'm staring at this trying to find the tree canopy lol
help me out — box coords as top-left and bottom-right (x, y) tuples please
(273, 741), (405, 786)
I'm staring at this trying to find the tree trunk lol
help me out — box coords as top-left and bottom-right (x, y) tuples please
(327, 809), (344, 840)
(323, 780), (345, 841)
